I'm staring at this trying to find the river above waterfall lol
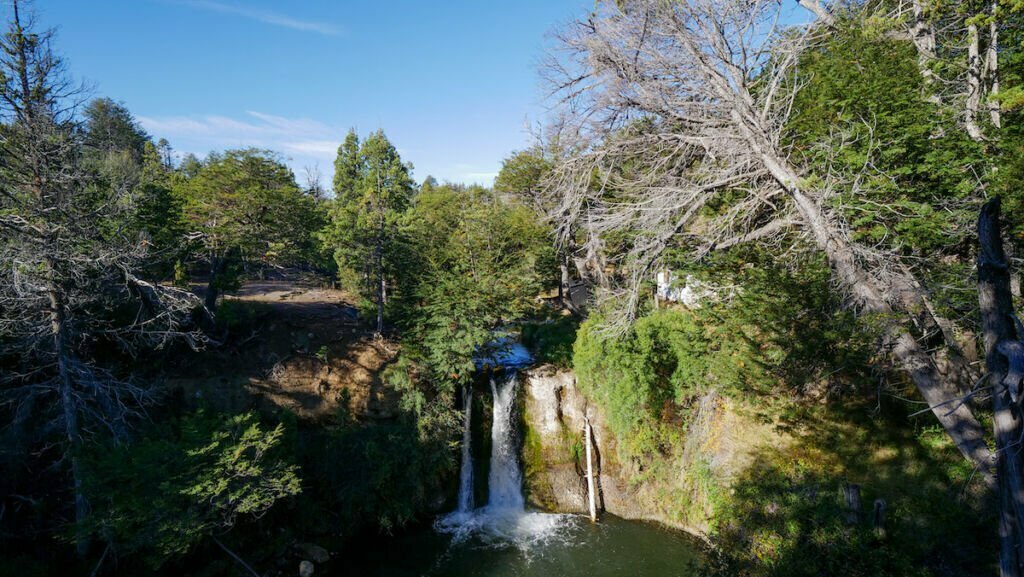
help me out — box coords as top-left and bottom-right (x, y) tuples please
(333, 513), (706, 577)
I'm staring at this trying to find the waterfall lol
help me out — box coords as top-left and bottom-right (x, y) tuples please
(457, 386), (474, 513)
(487, 373), (524, 511)
(436, 367), (570, 547)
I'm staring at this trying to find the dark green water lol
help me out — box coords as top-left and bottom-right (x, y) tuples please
(334, 512), (706, 577)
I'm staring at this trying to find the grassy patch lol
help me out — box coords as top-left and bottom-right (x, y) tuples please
(521, 316), (578, 367)
(215, 299), (271, 331)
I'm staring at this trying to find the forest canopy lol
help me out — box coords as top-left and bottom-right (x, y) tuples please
(3, 0), (1024, 575)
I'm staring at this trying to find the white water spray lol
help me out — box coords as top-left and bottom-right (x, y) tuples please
(487, 374), (524, 511)
(437, 370), (573, 549)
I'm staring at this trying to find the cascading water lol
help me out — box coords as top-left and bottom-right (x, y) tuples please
(436, 340), (572, 549)
(457, 385), (474, 513)
(346, 344), (706, 574)
(486, 374), (524, 511)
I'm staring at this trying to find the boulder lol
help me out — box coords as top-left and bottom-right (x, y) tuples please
(295, 542), (330, 564)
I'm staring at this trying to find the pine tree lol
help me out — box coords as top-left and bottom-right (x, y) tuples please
(0, 1), (202, 555)
(323, 130), (414, 333)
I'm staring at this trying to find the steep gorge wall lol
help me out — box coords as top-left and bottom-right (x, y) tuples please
(521, 364), (789, 536)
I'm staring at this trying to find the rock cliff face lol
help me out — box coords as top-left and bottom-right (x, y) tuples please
(521, 365), (626, 518)
(522, 364), (788, 536)
(523, 364), (685, 530)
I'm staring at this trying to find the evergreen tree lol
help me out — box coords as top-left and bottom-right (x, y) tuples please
(176, 149), (320, 311)
(82, 97), (149, 160)
(322, 130), (414, 333)
(332, 128), (361, 203)
(0, 1), (202, 556)
(82, 411), (300, 569)
(395, 184), (550, 388)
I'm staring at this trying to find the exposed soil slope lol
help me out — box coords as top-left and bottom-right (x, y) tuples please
(160, 280), (401, 421)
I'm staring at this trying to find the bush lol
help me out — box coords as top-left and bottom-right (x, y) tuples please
(572, 251), (876, 474)
(214, 299), (269, 331)
(82, 411), (300, 567)
(521, 316), (578, 367)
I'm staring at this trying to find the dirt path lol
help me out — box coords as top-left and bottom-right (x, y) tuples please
(229, 279), (359, 324)
(165, 280), (401, 422)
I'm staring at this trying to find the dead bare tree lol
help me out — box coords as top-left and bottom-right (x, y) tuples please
(966, 14), (985, 140)
(986, 0), (1002, 129)
(543, 0), (994, 482)
(0, 0), (203, 555)
(797, 0), (835, 27)
(977, 197), (1024, 577)
(887, 0), (1001, 140)
(910, 0), (940, 94)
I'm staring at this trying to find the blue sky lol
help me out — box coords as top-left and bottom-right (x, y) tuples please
(38, 1), (592, 186)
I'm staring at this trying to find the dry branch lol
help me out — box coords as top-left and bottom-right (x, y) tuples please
(543, 0), (994, 481)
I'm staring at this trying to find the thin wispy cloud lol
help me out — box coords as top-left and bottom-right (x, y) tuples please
(139, 111), (343, 187)
(173, 1), (341, 36)
(138, 111), (340, 157)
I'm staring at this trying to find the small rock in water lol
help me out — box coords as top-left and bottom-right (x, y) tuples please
(295, 542), (330, 564)
(299, 560), (315, 577)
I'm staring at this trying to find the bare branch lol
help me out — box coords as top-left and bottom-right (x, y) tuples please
(796, 0), (835, 27)
(713, 217), (802, 250)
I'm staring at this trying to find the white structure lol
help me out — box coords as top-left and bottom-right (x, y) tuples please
(655, 270), (711, 308)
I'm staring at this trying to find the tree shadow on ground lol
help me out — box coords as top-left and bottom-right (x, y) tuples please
(138, 290), (405, 424)
(712, 397), (996, 577)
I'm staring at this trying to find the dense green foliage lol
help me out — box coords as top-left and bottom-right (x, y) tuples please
(787, 23), (986, 255)
(321, 130), (415, 330)
(176, 149), (324, 306)
(5, 1), (1024, 575)
(572, 251), (995, 575)
(179, 149), (322, 268)
(394, 183), (551, 388)
(710, 412), (993, 577)
(81, 411), (300, 567)
(574, 252), (873, 461)
(494, 147), (553, 213)
(521, 316), (578, 367)
(293, 410), (458, 534)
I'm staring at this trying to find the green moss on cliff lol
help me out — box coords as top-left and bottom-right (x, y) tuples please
(520, 401), (557, 509)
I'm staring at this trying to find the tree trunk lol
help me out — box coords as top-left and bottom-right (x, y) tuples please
(50, 287), (88, 557)
(873, 499), (887, 538)
(966, 20), (985, 141)
(987, 2), (1002, 129)
(843, 483), (862, 525)
(796, 0), (835, 27)
(810, 200), (992, 478)
(584, 417), (598, 522)
(977, 197), (1024, 577)
(205, 254), (223, 313)
(560, 253), (573, 311)
(910, 0), (940, 102)
(745, 126), (995, 482)
(375, 236), (385, 334)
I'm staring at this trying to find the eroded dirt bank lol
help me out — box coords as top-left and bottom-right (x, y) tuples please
(160, 280), (403, 422)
